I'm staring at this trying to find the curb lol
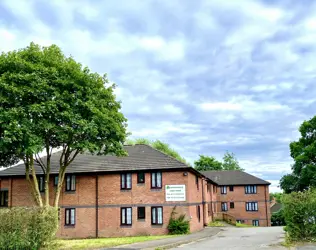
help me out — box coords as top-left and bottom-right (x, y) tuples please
(142, 230), (222, 250)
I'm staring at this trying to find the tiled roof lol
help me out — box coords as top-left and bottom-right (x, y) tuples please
(201, 170), (270, 185)
(271, 203), (283, 213)
(0, 144), (192, 176)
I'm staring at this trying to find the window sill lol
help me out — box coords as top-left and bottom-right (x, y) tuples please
(151, 224), (163, 228)
(137, 183), (145, 186)
(120, 189), (132, 192)
(64, 225), (75, 228)
(151, 188), (162, 191)
(120, 225), (132, 228)
(65, 191), (76, 194)
(137, 219), (146, 222)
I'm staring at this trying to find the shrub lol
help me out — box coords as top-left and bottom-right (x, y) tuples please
(0, 207), (58, 250)
(271, 209), (286, 226)
(208, 221), (225, 227)
(235, 222), (252, 227)
(168, 207), (190, 235)
(283, 189), (316, 242)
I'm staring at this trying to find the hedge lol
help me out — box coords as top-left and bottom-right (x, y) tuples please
(283, 189), (316, 242)
(0, 207), (58, 250)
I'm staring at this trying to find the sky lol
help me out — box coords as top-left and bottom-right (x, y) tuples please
(1, 0), (316, 192)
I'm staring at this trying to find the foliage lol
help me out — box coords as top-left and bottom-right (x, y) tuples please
(271, 209), (286, 226)
(235, 222), (252, 227)
(194, 151), (243, 171)
(208, 221), (225, 227)
(0, 207), (58, 250)
(222, 151), (244, 171)
(126, 138), (189, 165)
(280, 116), (316, 193)
(57, 235), (176, 250)
(282, 189), (316, 242)
(194, 155), (222, 171)
(0, 43), (127, 207)
(270, 192), (284, 203)
(168, 207), (190, 235)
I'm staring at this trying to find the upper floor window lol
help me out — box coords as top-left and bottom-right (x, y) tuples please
(0, 191), (8, 207)
(121, 173), (132, 190)
(221, 202), (228, 211)
(65, 208), (75, 226)
(54, 176), (59, 186)
(196, 176), (199, 190)
(151, 172), (162, 189)
(38, 176), (45, 192)
(245, 185), (257, 194)
(246, 202), (258, 211)
(137, 172), (145, 184)
(229, 185), (234, 191)
(121, 207), (132, 225)
(66, 174), (76, 191)
(151, 206), (163, 225)
(221, 186), (227, 194)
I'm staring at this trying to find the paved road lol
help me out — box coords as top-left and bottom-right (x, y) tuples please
(173, 227), (287, 250)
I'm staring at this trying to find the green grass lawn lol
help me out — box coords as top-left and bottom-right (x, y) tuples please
(56, 235), (176, 250)
(235, 222), (253, 227)
(208, 221), (225, 227)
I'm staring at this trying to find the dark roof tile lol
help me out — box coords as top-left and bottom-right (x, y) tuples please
(201, 170), (270, 185)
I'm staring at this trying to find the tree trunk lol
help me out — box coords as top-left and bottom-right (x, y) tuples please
(54, 166), (66, 208)
(30, 157), (43, 207)
(25, 157), (41, 206)
(44, 147), (51, 207)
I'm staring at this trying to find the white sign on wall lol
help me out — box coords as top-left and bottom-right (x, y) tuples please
(165, 185), (186, 201)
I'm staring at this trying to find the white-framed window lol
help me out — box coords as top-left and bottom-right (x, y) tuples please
(245, 185), (257, 194)
(221, 202), (228, 211)
(221, 186), (227, 194)
(121, 207), (132, 225)
(151, 172), (162, 189)
(246, 202), (258, 211)
(121, 173), (132, 190)
(151, 206), (163, 225)
(65, 208), (75, 226)
(66, 175), (76, 191)
(252, 220), (259, 226)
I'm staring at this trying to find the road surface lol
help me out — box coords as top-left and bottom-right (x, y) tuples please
(173, 226), (287, 250)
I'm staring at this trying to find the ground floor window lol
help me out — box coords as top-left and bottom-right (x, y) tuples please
(197, 205), (201, 222)
(252, 220), (259, 226)
(0, 190), (8, 207)
(221, 202), (228, 211)
(230, 202), (234, 209)
(151, 206), (163, 225)
(65, 208), (75, 226)
(138, 207), (145, 220)
(236, 219), (245, 224)
(121, 207), (132, 225)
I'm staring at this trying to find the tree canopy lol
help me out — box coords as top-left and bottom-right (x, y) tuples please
(194, 151), (244, 171)
(280, 116), (316, 193)
(126, 138), (189, 165)
(0, 43), (128, 206)
(194, 155), (222, 171)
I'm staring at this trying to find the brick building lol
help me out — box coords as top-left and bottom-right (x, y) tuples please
(0, 144), (271, 238)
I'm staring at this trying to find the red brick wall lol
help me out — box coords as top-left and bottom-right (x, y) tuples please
(1, 170), (205, 238)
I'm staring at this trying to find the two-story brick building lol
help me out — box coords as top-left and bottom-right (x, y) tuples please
(0, 144), (271, 238)
(202, 170), (271, 227)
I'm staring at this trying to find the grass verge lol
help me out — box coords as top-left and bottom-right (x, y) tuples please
(235, 223), (253, 227)
(208, 221), (225, 227)
(56, 235), (176, 250)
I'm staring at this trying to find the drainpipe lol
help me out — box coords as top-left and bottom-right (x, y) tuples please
(201, 177), (206, 226)
(264, 185), (269, 226)
(96, 174), (99, 238)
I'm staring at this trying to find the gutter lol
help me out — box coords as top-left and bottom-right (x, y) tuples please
(201, 178), (206, 226)
(264, 185), (269, 226)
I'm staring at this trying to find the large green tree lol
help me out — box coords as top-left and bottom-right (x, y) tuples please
(280, 116), (316, 193)
(0, 43), (127, 207)
(126, 138), (189, 165)
(194, 155), (222, 171)
(194, 151), (243, 171)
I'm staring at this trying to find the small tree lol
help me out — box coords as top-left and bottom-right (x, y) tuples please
(222, 151), (244, 171)
(194, 155), (222, 171)
(0, 43), (127, 207)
